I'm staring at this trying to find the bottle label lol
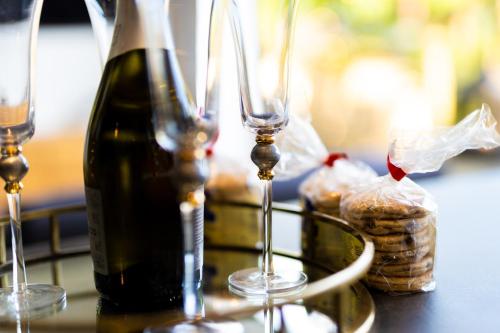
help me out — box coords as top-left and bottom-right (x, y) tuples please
(108, 0), (145, 60)
(86, 187), (109, 276)
(108, 0), (173, 61)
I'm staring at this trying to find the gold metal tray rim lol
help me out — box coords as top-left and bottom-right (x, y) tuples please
(0, 201), (376, 332)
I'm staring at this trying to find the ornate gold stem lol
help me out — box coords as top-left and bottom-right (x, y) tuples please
(250, 134), (280, 276)
(251, 135), (280, 181)
(0, 145), (29, 290)
(0, 146), (29, 194)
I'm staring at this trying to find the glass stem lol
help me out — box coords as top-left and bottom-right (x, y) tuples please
(7, 192), (27, 293)
(264, 302), (273, 333)
(261, 179), (274, 276)
(16, 316), (30, 333)
(180, 195), (204, 320)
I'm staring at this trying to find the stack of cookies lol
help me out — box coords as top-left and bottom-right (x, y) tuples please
(342, 195), (436, 293)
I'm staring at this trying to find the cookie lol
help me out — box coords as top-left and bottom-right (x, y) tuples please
(373, 243), (432, 265)
(342, 196), (428, 220)
(370, 256), (433, 277)
(314, 204), (340, 215)
(366, 271), (434, 292)
(303, 192), (342, 217)
(314, 192), (341, 209)
(348, 214), (434, 236)
(370, 226), (432, 252)
(206, 174), (249, 200)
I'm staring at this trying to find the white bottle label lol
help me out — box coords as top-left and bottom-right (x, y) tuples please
(86, 187), (109, 275)
(108, 0), (174, 61)
(107, 0), (146, 60)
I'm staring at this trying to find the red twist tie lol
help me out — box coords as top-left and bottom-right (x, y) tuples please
(323, 153), (348, 167)
(206, 147), (214, 158)
(387, 155), (407, 181)
(205, 130), (219, 158)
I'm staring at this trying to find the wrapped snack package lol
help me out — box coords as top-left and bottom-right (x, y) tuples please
(341, 104), (500, 293)
(342, 175), (437, 293)
(274, 115), (377, 216)
(205, 151), (261, 247)
(300, 156), (377, 217)
(273, 115), (378, 273)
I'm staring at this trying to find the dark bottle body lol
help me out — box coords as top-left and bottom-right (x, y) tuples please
(84, 49), (184, 308)
(96, 297), (182, 333)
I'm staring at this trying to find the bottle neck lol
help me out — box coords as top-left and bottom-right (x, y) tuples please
(108, 0), (145, 61)
(107, 0), (174, 61)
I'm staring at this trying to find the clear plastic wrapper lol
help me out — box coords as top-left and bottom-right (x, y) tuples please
(341, 104), (500, 294)
(274, 114), (329, 180)
(389, 104), (500, 176)
(342, 175), (437, 293)
(300, 158), (377, 217)
(206, 152), (255, 200)
(274, 115), (377, 216)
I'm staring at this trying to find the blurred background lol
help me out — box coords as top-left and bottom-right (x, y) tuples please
(16, 0), (500, 222)
(290, 0), (500, 151)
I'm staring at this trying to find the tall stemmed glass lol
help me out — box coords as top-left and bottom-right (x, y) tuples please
(227, 0), (305, 296)
(0, 0), (66, 319)
(137, 1), (242, 332)
(84, 0), (116, 66)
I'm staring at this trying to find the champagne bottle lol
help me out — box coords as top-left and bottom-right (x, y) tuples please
(84, 0), (202, 308)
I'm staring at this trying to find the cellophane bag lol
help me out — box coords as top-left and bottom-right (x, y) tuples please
(300, 158), (377, 217)
(274, 115), (377, 217)
(204, 152), (261, 248)
(274, 116), (379, 275)
(341, 104), (500, 294)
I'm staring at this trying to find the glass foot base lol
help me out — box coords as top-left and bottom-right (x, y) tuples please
(0, 284), (66, 320)
(146, 319), (245, 333)
(228, 268), (307, 297)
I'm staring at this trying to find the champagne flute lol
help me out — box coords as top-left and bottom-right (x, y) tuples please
(84, 0), (117, 66)
(137, 0), (242, 332)
(227, 0), (306, 296)
(0, 0), (66, 319)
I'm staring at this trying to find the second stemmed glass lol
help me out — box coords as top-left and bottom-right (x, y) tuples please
(0, 0), (66, 319)
(227, 0), (306, 296)
(137, 1), (243, 332)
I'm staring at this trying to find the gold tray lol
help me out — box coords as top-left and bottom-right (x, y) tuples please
(0, 201), (375, 333)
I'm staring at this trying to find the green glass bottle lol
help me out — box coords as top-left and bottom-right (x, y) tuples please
(84, 0), (202, 308)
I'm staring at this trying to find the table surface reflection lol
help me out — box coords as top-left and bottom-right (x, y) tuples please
(0, 202), (375, 332)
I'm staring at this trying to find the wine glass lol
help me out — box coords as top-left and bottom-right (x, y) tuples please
(84, 0), (116, 66)
(137, 0), (242, 332)
(227, 0), (306, 296)
(0, 0), (66, 319)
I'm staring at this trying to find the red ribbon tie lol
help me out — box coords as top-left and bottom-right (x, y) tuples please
(323, 153), (348, 167)
(387, 155), (407, 181)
